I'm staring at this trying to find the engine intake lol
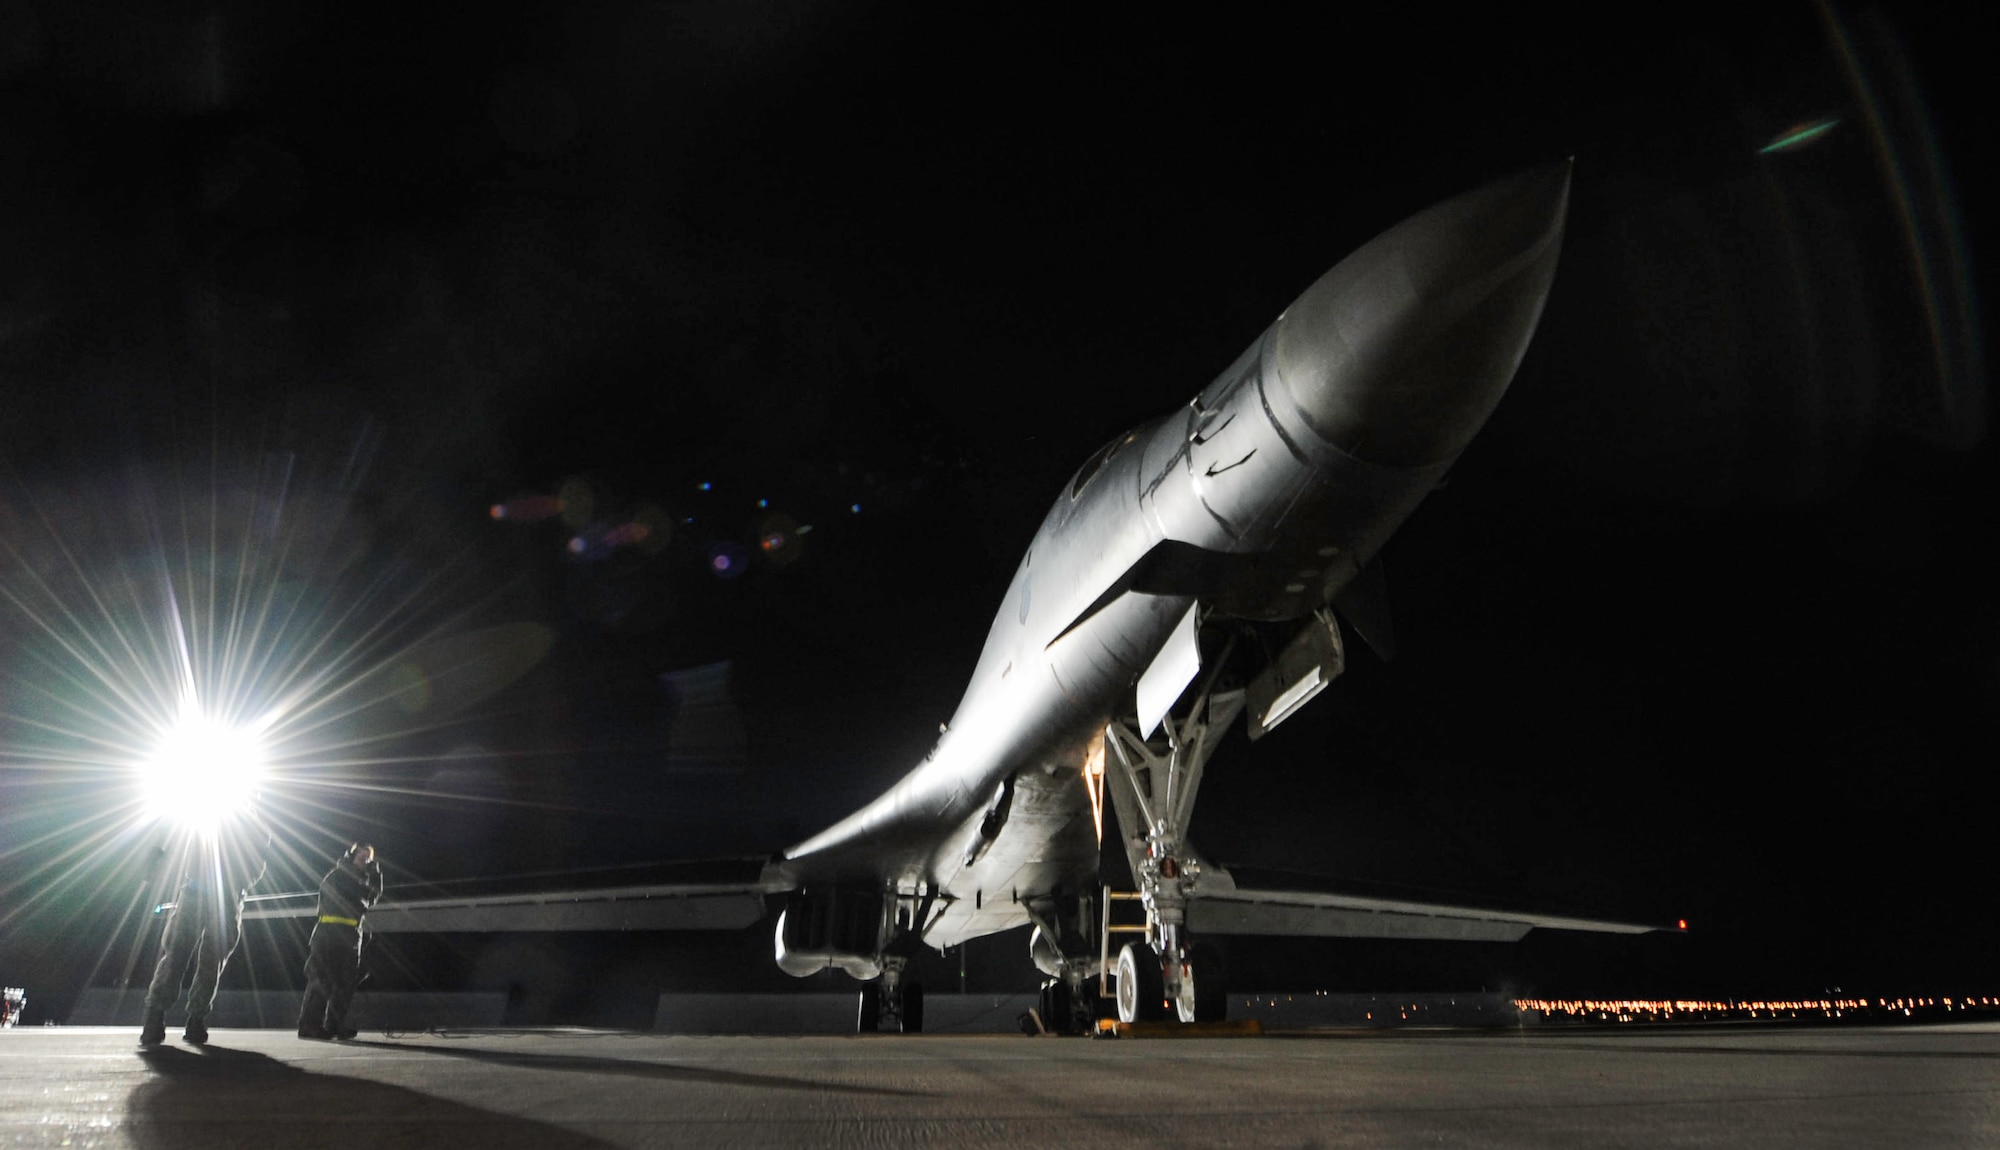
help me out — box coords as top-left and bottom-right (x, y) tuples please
(773, 888), (888, 980)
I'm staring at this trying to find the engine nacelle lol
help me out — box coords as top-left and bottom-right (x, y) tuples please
(773, 888), (889, 980)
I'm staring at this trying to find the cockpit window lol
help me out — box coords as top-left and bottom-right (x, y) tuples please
(1070, 432), (1136, 499)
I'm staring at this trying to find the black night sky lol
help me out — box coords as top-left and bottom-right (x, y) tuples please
(0, 4), (1991, 1024)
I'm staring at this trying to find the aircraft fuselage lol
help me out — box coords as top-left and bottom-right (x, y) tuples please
(784, 163), (1573, 954)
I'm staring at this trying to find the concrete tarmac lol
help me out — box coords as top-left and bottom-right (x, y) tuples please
(2, 1022), (1995, 1148)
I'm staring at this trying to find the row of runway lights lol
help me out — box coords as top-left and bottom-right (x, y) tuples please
(1229, 994), (1999, 1023)
(1515, 996), (1998, 1020)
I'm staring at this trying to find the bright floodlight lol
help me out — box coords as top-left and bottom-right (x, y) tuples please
(139, 704), (266, 833)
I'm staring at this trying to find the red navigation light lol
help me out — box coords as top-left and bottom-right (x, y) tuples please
(1678, 919), (1688, 931)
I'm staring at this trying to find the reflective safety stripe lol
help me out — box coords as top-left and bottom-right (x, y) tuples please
(318, 915), (360, 926)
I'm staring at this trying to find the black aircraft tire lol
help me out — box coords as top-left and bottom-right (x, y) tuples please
(857, 987), (880, 1033)
(1191, 942), (1228, 1023)
(1115, 943), (1168, 1023)
(1039, 978), (1074, 1035)
(900, 980), (925, 1033)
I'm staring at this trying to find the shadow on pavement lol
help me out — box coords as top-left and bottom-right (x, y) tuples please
(132, 1044), (621, 1148)
(342, 1037), (935, 1097)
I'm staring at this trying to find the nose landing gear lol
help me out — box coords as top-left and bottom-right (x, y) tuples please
(1114, 942), (1168, 1023)
(1099, 678), (1245, 1025)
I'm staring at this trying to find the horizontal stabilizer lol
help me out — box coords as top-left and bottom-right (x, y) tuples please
(1332, 556), (1396, 662)
(243, 859), (792, 933)
(1184, 869), (1671, 943)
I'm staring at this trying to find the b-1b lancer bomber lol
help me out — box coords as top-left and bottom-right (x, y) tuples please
(768, 159), (1668, 1031)
(251, 161), (1670, 1031)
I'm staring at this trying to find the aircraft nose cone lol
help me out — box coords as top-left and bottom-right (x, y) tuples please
(1271, 160), (1572, 467)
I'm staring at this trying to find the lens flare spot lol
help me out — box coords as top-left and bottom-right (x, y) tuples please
(140, 704), (266, 833)
(604, 521), (651, 548)
(754, 512), (803, 567)
(491, 494), (563, 522)
(707, 541), (747, 579)
(1759, 117), (1839, 154)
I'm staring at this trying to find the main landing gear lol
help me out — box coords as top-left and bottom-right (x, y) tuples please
(857, 956), (926, 1033)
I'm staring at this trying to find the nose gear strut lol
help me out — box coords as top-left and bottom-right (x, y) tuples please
(1099, 642), (1245, 1024)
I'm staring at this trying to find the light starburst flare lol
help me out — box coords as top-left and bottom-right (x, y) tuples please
(137, 700), (272, 837)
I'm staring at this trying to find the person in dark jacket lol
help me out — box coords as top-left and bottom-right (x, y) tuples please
(297, 843), (382, 1040)
(139, 832), (270, 1046)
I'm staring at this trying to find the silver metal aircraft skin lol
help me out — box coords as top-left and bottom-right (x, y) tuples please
(787, 163), (1572, 902)
(758, 159), (1665, 1022)
(249, 162), (1671, 1029)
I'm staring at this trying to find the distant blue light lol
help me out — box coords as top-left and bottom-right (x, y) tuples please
(698, 481), (712, 492)
(758, 498), (768, 508)
(850, 504), (861, 514)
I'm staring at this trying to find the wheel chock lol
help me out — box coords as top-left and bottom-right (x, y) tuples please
(1093, 1018), (1264, 1038)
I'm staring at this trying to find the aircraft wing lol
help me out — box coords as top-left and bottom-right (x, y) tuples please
(1184, 867), (1674, 943)
(240, 857), (792, 933)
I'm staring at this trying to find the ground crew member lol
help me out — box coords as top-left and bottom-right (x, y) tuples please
(297, 843), (382, 1040)
(139, 832), (270, 1046)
